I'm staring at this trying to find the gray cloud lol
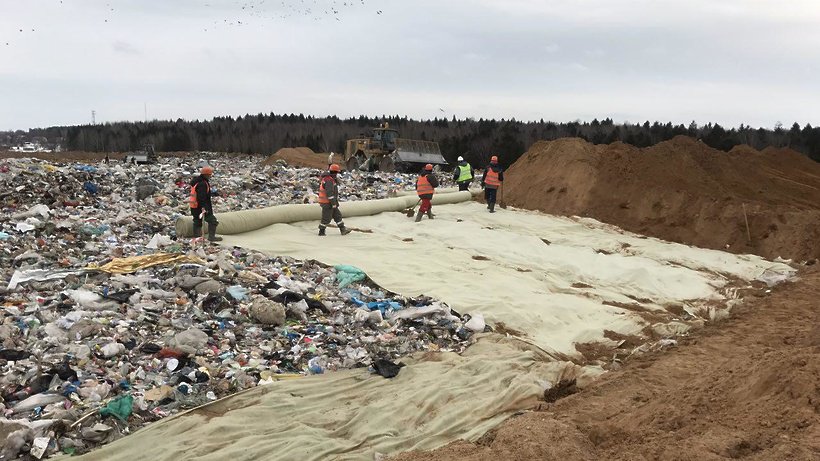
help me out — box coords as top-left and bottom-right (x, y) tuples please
(113, 40), (140, 55)
(1, 0), (820, 130)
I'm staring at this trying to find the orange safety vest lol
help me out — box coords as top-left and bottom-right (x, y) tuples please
(318, 175), (336, 204)
(416, 174), (434, 197)
(485, 168), (501, 187)
(189, 180), (209, 209)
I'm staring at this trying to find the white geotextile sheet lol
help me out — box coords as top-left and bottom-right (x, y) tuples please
(78, 202), (794, 461)
(76, 337), (600, 461)
(224, 201), (794, 355)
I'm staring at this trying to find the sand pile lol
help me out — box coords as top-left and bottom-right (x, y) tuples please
(504, 136), (820, 262)
(262, 147), (330, 169)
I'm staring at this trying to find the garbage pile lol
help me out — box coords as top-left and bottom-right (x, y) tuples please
(1, 155), (454, 219)
(0, 155), (467, 459)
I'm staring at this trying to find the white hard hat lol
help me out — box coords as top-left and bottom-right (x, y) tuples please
(457, 156), (464, 161)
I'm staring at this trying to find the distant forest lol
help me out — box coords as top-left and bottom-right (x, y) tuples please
(3, 114), (820, 166)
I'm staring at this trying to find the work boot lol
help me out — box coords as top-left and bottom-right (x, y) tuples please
(489, 202), (496, 213)
(426, 210), (434, 219)
(339, 225), (352, 236)
(318, 226), (326, 236)
(192, 224), (202, 238)
(415, 210), (423, 222)
(207, 224), (223, 242)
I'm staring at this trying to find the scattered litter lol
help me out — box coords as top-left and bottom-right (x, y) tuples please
(464, 313), (486, 332)
(0, 155), (464, 458)
(372, 359), (405, 378)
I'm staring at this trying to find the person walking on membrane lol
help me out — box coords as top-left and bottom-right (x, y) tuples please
(481, 155), (504, 213)
(415, 163), (439, 222)
(452, 156), (474, 191)
(318, 164), (352, 236)
(190, 165), (223, 242)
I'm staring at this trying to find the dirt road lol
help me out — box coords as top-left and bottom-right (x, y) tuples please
(393, 267), (820, 460)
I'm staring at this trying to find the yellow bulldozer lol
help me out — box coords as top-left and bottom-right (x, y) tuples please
(344, 122), (448, 172)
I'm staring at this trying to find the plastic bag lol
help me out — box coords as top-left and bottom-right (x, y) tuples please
(334, 265), (366, 288)
(99, 394), (134, 421)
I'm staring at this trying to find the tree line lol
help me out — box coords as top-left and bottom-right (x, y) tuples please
(2, 115), (819, 166)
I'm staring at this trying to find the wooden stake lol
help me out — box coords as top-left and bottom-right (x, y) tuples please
(742, 203), (751, 243)
(69, 409), (99, 429)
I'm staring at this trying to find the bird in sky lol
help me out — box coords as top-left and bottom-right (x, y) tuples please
(2, 0), (388, 43)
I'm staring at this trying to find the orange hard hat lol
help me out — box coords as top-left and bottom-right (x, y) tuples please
(200, 166), (214, 175)
(490, 156), (498, 163)
(424, 164), (433, 171)
(329, 164), (341, 172)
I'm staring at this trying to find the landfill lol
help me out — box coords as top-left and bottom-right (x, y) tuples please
(0, 155), (467, 459)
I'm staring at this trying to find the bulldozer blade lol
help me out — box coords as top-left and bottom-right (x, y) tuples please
(394, 139), (448, 167)
(379, 155), (396, 173)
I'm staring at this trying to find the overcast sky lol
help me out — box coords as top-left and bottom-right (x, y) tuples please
(1, 0), (819, 130)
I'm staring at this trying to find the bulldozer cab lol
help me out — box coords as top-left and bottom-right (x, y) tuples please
(372, 128), (398, 151)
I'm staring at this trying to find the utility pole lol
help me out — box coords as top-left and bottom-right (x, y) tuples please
(91, 110), (96, 125)
(144, 103), (147, 123)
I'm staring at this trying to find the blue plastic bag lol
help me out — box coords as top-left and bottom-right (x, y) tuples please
(74, 164), (97, 173)
(84, 181), (98, 195)
(365, 300), (402, 315)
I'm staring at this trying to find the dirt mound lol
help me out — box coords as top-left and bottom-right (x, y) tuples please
(263, 147), (329, 170)
(503, 136), (820, 262)
(393, 268), (820, 461)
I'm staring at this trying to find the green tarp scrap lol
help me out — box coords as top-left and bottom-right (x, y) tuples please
(334, 264), (366, 288)
(99, 395), (134, 421)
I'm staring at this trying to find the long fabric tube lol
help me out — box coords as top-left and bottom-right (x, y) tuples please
(392, 186), (463, 197)
(175, 190), (478, 237)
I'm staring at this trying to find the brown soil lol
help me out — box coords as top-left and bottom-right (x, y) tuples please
(392, 268), (820, 461)
(502, 136), (820, 262)
(262, 147), (330, 170)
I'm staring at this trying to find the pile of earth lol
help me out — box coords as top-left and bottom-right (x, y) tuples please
(503, 136), (820, 262)
(262, 147), (330, 170)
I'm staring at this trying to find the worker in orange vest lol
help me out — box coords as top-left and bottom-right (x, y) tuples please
(414, 163), (439, 222)
(318, 164), (352, 236)
(481, 155), (504, 213)
(190, 165), (222, 241)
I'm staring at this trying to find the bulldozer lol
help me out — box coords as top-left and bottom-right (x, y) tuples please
(344, 123), (448, 172)
(123, 144), (158, 165)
